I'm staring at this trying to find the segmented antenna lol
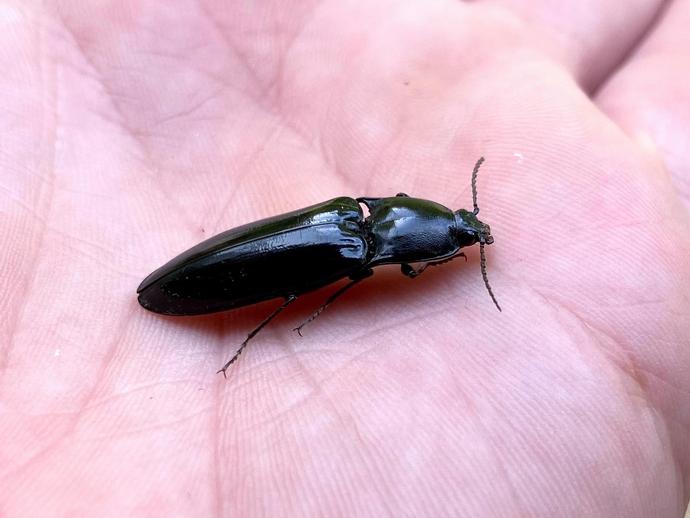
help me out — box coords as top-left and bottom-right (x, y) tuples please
(480, 242), (501, 312)
(471, 156), (485, 215)
(471, 156), (499, 310)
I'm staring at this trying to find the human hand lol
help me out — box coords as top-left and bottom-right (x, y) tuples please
(2, 1), (689, 516)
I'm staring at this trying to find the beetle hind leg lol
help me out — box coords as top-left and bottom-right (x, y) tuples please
(293, 270), (373, 335)
(217, 295), (298, 378)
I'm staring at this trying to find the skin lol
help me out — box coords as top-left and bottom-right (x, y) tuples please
(1, 0), (689, 516)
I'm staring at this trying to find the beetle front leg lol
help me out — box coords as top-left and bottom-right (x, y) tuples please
(401, 263), (424, 278)
(217, 295), (298, 377)
(401, 253), (467, 278)
(293, 269), (373, 335)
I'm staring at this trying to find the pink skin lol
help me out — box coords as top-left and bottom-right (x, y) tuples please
(1, 1), (689, 516)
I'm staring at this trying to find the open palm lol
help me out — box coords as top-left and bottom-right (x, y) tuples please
(2, 1), (689, 516)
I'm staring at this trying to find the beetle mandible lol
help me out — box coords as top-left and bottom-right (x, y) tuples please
(137, 157), (500, 376)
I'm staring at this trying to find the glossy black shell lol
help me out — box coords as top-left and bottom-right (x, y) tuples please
(137, 195), (483, 316)
(137, 197), (368, 315)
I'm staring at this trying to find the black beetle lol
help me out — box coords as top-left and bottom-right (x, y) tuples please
(138, 157), (499, 376)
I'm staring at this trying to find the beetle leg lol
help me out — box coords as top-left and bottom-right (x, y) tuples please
(401, 263), (423, 278)
(357, 194), (408, 209)
(427, 252), (466, 267)
(217, 295), (298, 378)
(401, 253), (467, 278)
(293, 270), (373, 335)
(356, 197), (379, 209)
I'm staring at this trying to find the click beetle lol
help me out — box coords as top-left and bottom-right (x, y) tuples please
(137, 157), (500, 376)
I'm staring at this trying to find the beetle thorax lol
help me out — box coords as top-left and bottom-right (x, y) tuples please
(364, 197), (459, 265)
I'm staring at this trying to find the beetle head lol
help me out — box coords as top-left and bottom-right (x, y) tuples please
(453, 209), (493, 247)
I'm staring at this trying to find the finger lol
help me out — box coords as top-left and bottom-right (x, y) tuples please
(471, 0), (667, 89)
(592, 0), (690, 489)
(594, 0), (690, 212)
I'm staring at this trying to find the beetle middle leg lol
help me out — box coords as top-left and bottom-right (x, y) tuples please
(401, 253), (467, 278)
(217, 295), (298, 377)
(293, 269), (373, 335)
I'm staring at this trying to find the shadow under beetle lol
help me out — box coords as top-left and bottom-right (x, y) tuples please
(137, 157), (500, 376)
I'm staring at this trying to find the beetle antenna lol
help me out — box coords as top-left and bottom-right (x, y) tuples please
(471, 157), (485, 215)
(480, 242), (501, 311)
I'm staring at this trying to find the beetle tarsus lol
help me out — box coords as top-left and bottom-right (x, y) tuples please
(218, 295), (298, 376)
